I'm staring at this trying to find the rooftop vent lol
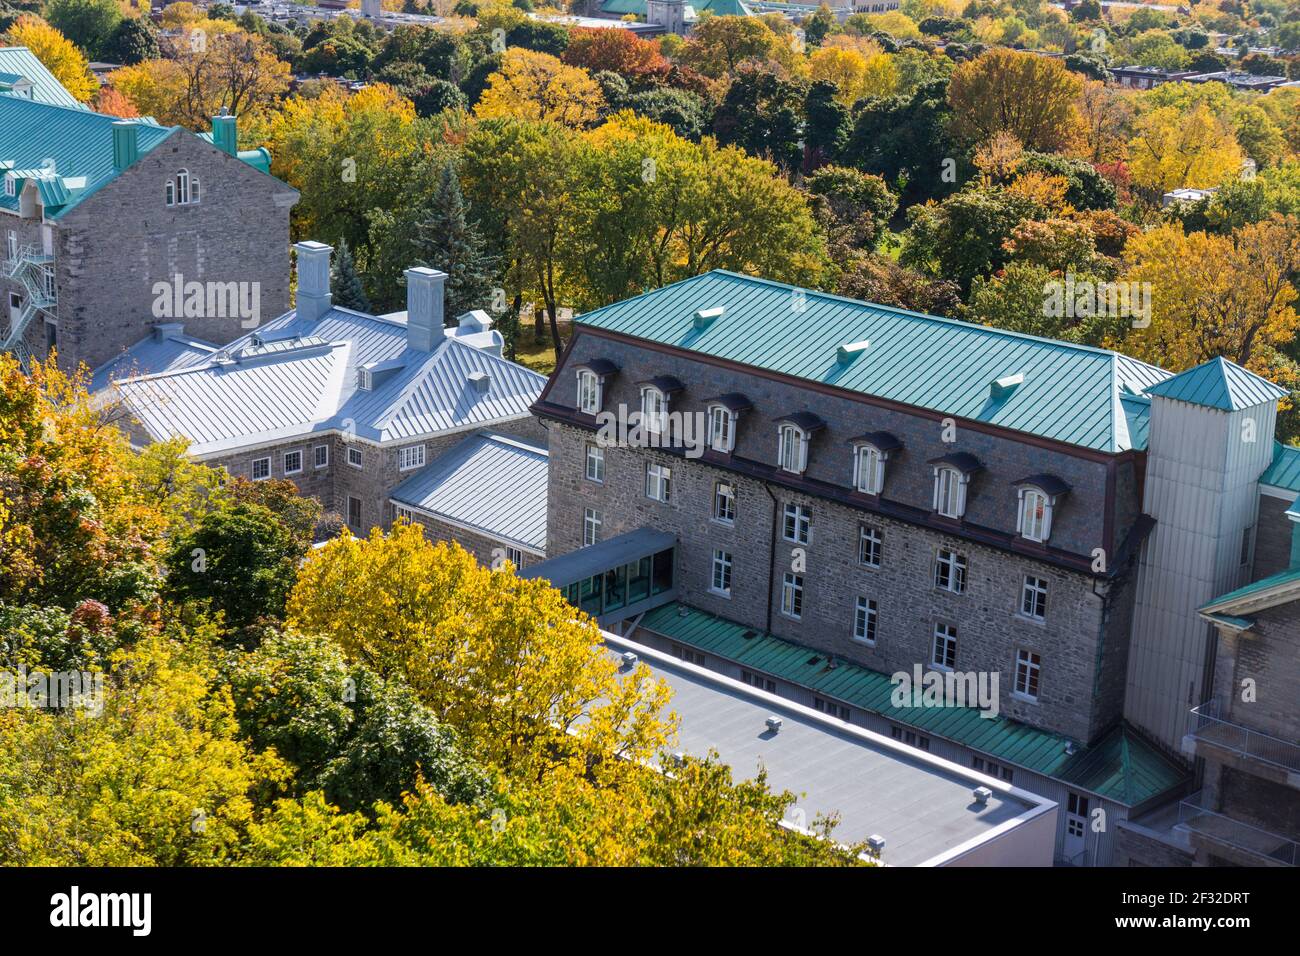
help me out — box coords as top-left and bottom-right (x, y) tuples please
(741, 630), (757, 640)
(867, 835), (886, 855)
(765, 716), (783, 733)
(806, 655), (821, 666)
(694, 306), (724, 330)
(620, 651), (638, 669)
(973, 786), (993, 805)
(1064, 741), (1076, 756)
(670, 751), (686, 766)
(990, 373), (1025, 401)
(468, 370), (490, 394)
(836, 340), (870, 364)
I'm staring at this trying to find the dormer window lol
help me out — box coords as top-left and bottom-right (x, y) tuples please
(708, 404), (735, 453)
(577, 369), (601, 414)
(641, 385), (667, 435)
(934, 466), (966, 519)
(3, 176), (13, 198)
(778, 423), (807, 474)
(1013, 475), (1068, 543)
(167, 169), (199, 207)
(854, 444), (885, 495)
(357, 367), (373, 391)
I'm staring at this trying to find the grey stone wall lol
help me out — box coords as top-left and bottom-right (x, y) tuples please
(50, 129), (297, 372)
(1224, 601), (1300, 742)
(1252, 493), (1294, 580)
(550, 418), (1121, 743)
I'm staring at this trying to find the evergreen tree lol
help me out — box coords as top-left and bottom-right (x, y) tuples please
(412, 164), (496, 323)
(331, 238), (371, 313)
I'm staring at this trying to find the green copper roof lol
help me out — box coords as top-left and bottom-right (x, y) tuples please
(600, 0), (752, 15)
(639, 602), (1187, 806)
(0, 46), (86, 109)
(1145, 356), (1288, 411)
(1260, 441), (1300, 493)
(576, 271), (1170, 452)
(1201, 565), (1300, 612)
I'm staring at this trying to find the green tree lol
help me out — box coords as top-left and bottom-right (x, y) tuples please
(99, 14), (158, 66)
(413, 163), (497, 322)
(43, 0), (121, 59)
(331, 237), (372, 313)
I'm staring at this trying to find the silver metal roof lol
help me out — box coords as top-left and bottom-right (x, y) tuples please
(520, 528), (676, 587)
(390, 431), (549, 553)
(605, 632), (1055, 866)
(107, 306), (547, 455)
(90, 327), (216, 394)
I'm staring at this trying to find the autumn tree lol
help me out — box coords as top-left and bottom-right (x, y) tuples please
(561, 26), (668, 77)
(1127, 102), (1244, 199)
(947, 47), (1082, 152)
(677, 14), (796, 79)
(474, 47), (605, 128)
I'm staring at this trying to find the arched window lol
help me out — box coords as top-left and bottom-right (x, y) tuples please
(576, 369), (600, 414)
(933, 466), (967, 519)
(1018, 486), (1053, 542)
(190, 175), (201, 204)
(778, 423), (808, 474)
(165, 179), (174, 206)
(708, 403), (735, 453)
(853, 443), (886, 495)
(175, 169), (190, 205)
(640, 385), (667, 436)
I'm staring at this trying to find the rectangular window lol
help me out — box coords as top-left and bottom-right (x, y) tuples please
(506, 546), (525, 567)
(932, 623), (957, 670)
(894, 727), (930, 751)
(782, 503), (811, 545)
(934, 548), (966, 593)
(585, 443), (605, 482)
(781, 572), (803, 619)
(813, 696), (851, 721)
(347, 446), (364, 469)
(1021, 575), (1048, 620)
(577, 370), (600, 414)
(858, 525), (881, 568)
(853, 597), (877, 644)
(394, 505), (417, 524)
(283, 450), (303, 475)
(583, 508), (602, 547)
(251, 456), (271, 481)
(314, 444), (329, 468)
(741, 670), (777, 694)
(399, 444), (426, 471)
(1015, 649), (1041, 700)
(713, 480), (735, 523)
(778, 424), (807, 473)
(1019, 489), (1050, 542)
(855, 445), (883, 494)
(347, 495), (362, 529)
(935, 467), (964, 518)
(641, 387), (666, 435)
(710, 549), (732, 596)
(709, 405), (734, 453)
(645, 462), (672, 502)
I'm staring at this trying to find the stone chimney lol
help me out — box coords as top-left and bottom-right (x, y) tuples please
(405, 266), (447, 352)
(295, 241), (333, 323)
(111, 121), (139, 172)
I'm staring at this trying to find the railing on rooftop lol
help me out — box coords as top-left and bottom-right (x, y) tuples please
(1188, 700), (1300, 775)
(1178, 791), (1298, 866)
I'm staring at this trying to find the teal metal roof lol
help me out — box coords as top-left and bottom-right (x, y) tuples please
(576, 271), (1170, 452)
(600, 0), (752, 15)
(1145, 356), (1288, 411)
(1201, 565), (1300, 612)
(0, 46), (86, 109)
(640, 602), (1187, 806)
(1260, 441), (1300, 493)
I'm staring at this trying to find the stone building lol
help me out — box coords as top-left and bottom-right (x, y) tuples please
(100, 242), (548, 564)
(1, 49), (298, 373)
(526, 269), (1300, 866)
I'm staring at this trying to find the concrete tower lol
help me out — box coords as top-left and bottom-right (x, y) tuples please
(1125, 358), (1287, 752)
(646, 0), (689, 36)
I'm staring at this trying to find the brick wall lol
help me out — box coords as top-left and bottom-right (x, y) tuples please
(1252, 493), (1294, 579)
(1224, 601), (1300, 742)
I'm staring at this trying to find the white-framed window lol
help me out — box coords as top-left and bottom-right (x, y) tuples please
(934, 548), (966, 593)
(251, 456), (271, 481)
(782, 503), (811, 545)
(778, 423), (808, 474)
(191, 176), (201, 204)
(398, 444), (426, 471)
(708, 404), (736, 453)
(4, 229), (16, 261)
(394, 504), (417, 524)
(854, 597), (877, 645)
(1017, 487), (1052, 542)
(713, 480), (735, 524)
(506, 546), (525, 567)
(853, 443), (886, 495)
(1021, 575), (1048, 620)
(932, 623), (957, 670)
(813, 696), (851, 721)
(710, 549), (733, 596)
(645, 462), (671, 502)
(283, 449), (303, 475)
(858, 525), (881, 568)
(347, 495), (362, 529)
(585, 443), (605, 482)
(347, 446), (364, 469)
(583, 507), (602, 546)
(168, 169), (198, 206)
(314, 444), (329, 469)
(781, 572), (804, 619)
(1015, 649), (1041, 700)
(577, 369), (601, 414)
(934, 466), (967, 518)
(3, 176), (14, 199)
(640, 385), (667, 436)
(356, 367), (373, 391)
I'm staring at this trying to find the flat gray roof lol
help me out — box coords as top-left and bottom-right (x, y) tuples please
(520, 528), (675, 588)
(605, 633), (1054, 866)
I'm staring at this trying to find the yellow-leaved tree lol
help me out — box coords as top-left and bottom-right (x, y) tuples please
(3, 16), (96, 102)
(1127, 102), (1244, 199)
(474, 48), (606, 128)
